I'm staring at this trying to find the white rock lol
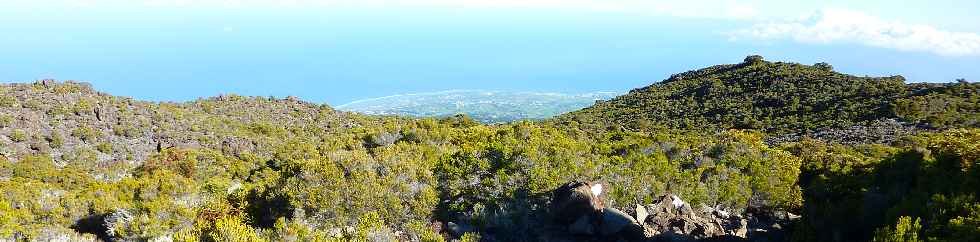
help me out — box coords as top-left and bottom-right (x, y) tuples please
(149, 236), (173, 242)
(635, 204), (649, 223)
(671, 195), (686, 209)
(590, 183), (603, 197)
(716, 209), (730, 218)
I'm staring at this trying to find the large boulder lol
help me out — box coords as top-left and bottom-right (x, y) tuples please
(600, 207), (645, 240)
(550, 181), (645, 241)
(550, 181), (604, 226)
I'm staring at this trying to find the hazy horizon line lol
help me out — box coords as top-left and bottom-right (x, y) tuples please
(335, 89), (622, 109)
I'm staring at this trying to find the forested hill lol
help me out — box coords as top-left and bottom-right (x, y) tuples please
(2, 74), (980, 242)
(553, 55), (980, 135)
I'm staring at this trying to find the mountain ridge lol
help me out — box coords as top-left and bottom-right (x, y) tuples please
(552, 55), (979, 136)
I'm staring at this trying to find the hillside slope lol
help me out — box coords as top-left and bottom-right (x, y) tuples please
(1, 72), (978, 242)
(553, 56), (979, 136)
(0, 80), (365, 166)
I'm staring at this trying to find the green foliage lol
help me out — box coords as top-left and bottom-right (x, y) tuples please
(873, 216), (922, 242)
(71, 126), (100, 142)
(0, 72), (977, 242)
(96, 142), (113, 154)
(0, 114), (12, 128)
(206, 217), (265, 242)
(440, 114), (480, 128)
(113, 124), (141, 138)
(555, 57), (980, 136)
(894, 82), (980, 128)
(9, 129), (27, 143)
(0, 95), (17, 108)
(556, 57), (909, 134)
(460, 232), (481, 242)
(47, 132), (64, 148)
(793, 129), (980, 242)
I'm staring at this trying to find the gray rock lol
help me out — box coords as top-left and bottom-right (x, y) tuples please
(639, 194), (744, 240)
(551, 181), (603, 225)
(600, 207), (638, 236)
(568, 215), (595, 235)
(447, 222), (474, 236)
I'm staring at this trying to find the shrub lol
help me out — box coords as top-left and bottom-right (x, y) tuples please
(873, 216), (922, 242)
(0, 115), (12, 128)
(71, 126), (99, 142)
(47, 133), (64, 148)
(96, 143), (113, 154)
(9, 129), (27, 143)
(0, 95), (17, 108)
(207, 217), (265, 242)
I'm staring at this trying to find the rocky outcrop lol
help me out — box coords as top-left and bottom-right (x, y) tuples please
(550, 182), (646, 241)
(766, 119), (928, 145)
(0, 80), (359, 166)
(549, 181), (799, 242)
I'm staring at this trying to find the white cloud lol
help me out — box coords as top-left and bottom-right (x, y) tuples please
(729, 8), (980, 57)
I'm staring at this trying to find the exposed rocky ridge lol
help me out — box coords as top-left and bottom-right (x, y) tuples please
(765, 119), (930, 145)
(0, 80), (363, 172)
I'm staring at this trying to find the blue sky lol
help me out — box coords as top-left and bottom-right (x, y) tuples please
(1, 0), (979, 105)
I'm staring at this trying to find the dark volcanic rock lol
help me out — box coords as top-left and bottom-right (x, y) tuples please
(766, 119), (928, 145)
(547, 182), (797, 242)
(551, 181), (604, 225)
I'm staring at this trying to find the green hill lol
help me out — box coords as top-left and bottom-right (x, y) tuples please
(1, 65), (978, 242)
(554, 56), (979, 135)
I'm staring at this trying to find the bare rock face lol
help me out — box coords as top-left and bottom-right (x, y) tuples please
(551, 181), (604, 226)
(600, 207), (642, 237)
(637, 194), (799, 242)
(640, 194), (742, 240)
(550, 181), (646, 241)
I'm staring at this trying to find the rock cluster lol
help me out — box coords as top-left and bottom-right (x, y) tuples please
(766, 119), (927, 145)
(549, 181), (799, 242)
(0, 80), (359, 168)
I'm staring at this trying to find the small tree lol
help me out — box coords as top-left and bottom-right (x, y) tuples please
(744, 55), (765, 65)
(814, 62), (834, 72)
(873, 216), (922, 242)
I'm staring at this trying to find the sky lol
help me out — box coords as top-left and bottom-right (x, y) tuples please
(1, 0), (979, 105)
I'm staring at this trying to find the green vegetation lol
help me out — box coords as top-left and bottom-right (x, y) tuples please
(894, 81), (980, 128)
(555, 56), (979, 135)
(8, 129), (27, 143)
(0, 59), (978, 242)
(787, 129), (980, 242)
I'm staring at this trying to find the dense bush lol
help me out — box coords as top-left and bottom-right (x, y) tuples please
(554, 57), (979, 136)
(791, 129), (980, 242)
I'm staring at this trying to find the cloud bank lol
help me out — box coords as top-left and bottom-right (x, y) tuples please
(729, 8), (980, 57)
